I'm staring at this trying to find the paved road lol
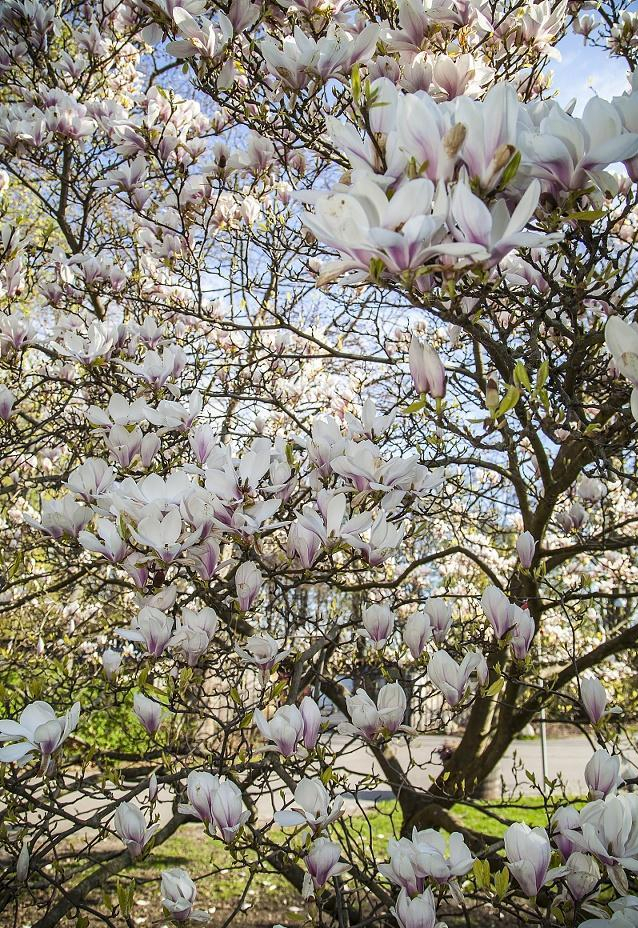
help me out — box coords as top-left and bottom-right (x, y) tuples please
(319, 732), (638, 804)
(24, 733), (636, 842)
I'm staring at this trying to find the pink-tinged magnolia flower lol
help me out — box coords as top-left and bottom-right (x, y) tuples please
(556, 501), (588, 532)
(24, 496), (92, 539)
(585, 749), (622, 800)
(516, 531), (536, 569)
(564, 852), (600, 902)
(161, 868), (208, 922)
(551, 805), (581, 860)
(179, 771), (217, 826)
(275, 777), (344, 833)
(79, 518), (129, 563)
(130, 508), (198, 564)
(360, 604), (395, 649)
(67, 458), (114, 500)
(577, 476), (606, 503)
(411, 829), (474, 882)
(186, 537), (221, 581)
(504, 823), (553, 897)
(169, 606), (218, 666)
(581, 676), (611, 725)
(287, 521), (322, 568)
(235, 561), (262, 610)
(424, 599), (452, 644)
(605, 317), (638, 421)
(300, 696), (322, 749)
(379, 838), (424, 895)
(253, 705), (304, 756)
(133, 693), (163, 736)
(562, 793), (638, 875)
(0, 700), (80, 767)
(509, 606), (535, 660)
(427, 650), (488, 706)
(409, 335), (446, 399)
(179, 771), (249, 840)
(0, 385), (16, 420)
(102, 649), (122, 680)
(302, 837), (350, 898)
(113, 801), (159, 858)
(209, 778), (250, 842)
(392, 887), (440, 928)
(481, 586), (514, 638)
(235, 633), (289, 678)
(117, 607), (174, 657)
(403, 611), (432, 659)
(340, 683), (408, 739)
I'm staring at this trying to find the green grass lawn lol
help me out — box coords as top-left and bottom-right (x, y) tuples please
(126, 795), (563, 924)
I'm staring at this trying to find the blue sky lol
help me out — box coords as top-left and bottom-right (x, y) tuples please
(552, 33), (630, 113)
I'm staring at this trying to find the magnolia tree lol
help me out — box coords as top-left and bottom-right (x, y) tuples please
(3, 0), (638, 926)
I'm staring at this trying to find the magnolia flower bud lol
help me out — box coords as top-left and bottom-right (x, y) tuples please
(504, 823), (551, 897)
(210, 778), (249, 842)
(551, 805), (581, 860)
(409, 335), (446, 399)
(361, 604), (395, 649)
(482, 586), (513, 638)
(403, 611), (432, 659)
(485, 373), (499, 412)
(148, 772), (159, 803)
(424, 598), (452, 644)
(564, 852), (600, 901)
(300, 696), (322, 750)
(516, 531), (536, 569)
(102, 648), (122, 680)
(16, 839), (29, 882)
(584, 749), (622, 799)
(377, 683), (408, 734)
(113, 801), (158, 858)
(509, 606), (534, 660)
(0, 385), (16, 421)
(302, 837), (350, 898)
(235, 561), (262, 611)
(392, 887), (438, 928)
(161, 868), (207, 922)
(581, 676), (608, 725)
(133, 693), (163, 736)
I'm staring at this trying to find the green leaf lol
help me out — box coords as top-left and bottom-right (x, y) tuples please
(494, 866), (510, 899)
(513, 361), (531, 391)
(484, 676), (504, 697)
(402, 396), (428, 415)
(270, 680), (287, 700)
(351, 64), (361, 102)
(567, 209), (607, 222)
(500, 150), (521, 188)
(116, 879), (135, 917)
(495, 385), (520, 418)
(473, 858), (491, 889)
(536, 359), (549, 390)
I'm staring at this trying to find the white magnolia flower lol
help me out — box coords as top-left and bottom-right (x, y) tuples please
(275, 777), (344, 832)
(0, 701), (81, 766)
